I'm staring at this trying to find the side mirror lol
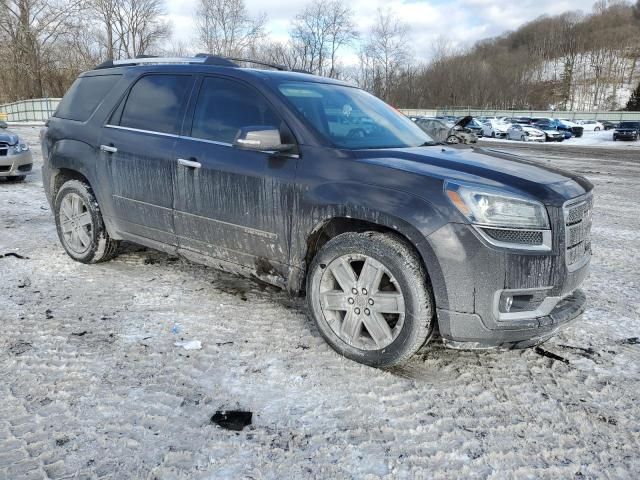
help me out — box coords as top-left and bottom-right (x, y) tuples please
(233, 126), (293, 152)
(0, 121), (7, 129)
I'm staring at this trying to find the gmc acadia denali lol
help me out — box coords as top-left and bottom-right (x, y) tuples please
(41, 56), (593, 367)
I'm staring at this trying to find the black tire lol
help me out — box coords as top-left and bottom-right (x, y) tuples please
(446, 135), (460, 144)
(594, 127), (600, 131)
(307, 232), (435, 368)
(6, 175), (26, 182)
(54, 179), (119, 263)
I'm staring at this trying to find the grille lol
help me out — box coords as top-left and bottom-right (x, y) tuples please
(481, 228), (544, 245)
(564, 195), (593, 269)
(0, 142), (8, 157)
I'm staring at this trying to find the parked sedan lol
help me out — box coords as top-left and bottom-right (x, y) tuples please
(0, 121), (33, 182)
(613, 121), (640, 141)
(577, 120), (604, 131)
(531, 121), (566, 142)
(507, 124), (545, 142)
(482, 119), (509, 138)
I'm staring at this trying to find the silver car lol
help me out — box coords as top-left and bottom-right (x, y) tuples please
(0, 121), (33, 181)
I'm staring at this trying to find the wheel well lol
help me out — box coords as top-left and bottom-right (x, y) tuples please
(52, 168), (91, 201)
(303, 217), (431, 289)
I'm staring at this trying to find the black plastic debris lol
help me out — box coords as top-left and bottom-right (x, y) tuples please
(211, 411), (252, 431)
(0, 252), (28, 259)
(619, 337), (639, 345)
(535, 346), (569, 364)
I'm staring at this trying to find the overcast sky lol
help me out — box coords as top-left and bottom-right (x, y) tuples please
(165, 0), (602, 63)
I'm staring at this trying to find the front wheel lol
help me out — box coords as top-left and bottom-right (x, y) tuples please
(307, 232), (434, 367)
(54, 180), (119, 263)
(594, 127), (600, 131)
(446, 135), (460, 144)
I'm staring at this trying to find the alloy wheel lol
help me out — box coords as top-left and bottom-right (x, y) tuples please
(59, 192), (93, 254)
(318, 254), (406, 350)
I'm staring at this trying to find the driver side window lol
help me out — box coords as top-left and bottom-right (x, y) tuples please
(191, 77), (282, 144)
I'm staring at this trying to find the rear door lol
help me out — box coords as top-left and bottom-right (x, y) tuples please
(98, 74), (194, 246)
(173, 76), (298, 273)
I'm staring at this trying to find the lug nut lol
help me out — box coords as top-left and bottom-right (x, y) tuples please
(362, 288), (368, 295)
(348, 298), (354, 305)
(364, 308), (370, 315)
(354, 308), (361, 315)
(368, 298), (374, 305)
(351, 288), (358, 295)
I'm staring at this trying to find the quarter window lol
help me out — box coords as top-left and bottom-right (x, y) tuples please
(119, 75), (192, 134)
(191, 77), (281, 144)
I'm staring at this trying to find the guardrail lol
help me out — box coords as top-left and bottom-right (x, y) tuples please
(402, 108), (640, 121)
(0, 98), (61, 122)
(1, 98), (639, 123)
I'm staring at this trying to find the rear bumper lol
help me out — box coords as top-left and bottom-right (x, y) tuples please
(437, 289), (586, 349)
(0, 151), (33, 177)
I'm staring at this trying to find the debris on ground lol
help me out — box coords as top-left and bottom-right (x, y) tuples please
(174, 340), (202, 350)
(211, 411), (253, 431)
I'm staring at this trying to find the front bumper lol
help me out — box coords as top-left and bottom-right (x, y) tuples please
(426, 217), (590, 349)
(438, 289), (586, 349)
(0, 151), (33, 177)
(614, 132), (638, 140)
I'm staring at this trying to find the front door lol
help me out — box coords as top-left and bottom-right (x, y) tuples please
(98, 73), (193, 245)
(173, 76), (298, 275)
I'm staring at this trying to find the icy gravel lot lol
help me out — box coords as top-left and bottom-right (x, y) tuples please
(1, 126), (639, 479)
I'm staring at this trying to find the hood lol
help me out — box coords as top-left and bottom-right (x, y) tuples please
(455, 116), (473, 128)
(352, 145), (592, 205)
(0, 130), (19, 145)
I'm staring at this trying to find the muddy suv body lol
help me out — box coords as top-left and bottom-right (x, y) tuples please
(42, 56), (593, 367)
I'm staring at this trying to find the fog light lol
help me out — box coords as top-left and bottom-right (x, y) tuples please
(502, 295), (513, 313)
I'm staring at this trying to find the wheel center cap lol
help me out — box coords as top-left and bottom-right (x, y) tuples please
(355, 296), (368, 308)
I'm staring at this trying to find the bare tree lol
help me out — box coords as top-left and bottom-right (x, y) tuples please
(111, 0), (171, 58)
(0, 0), (85, 99)
(195, 0), (266, 57)
(357, 8), (410, 101)
(290, 0), (357, 77)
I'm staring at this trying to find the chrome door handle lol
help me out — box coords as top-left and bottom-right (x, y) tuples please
(100, 145), (118, 153)
(177, 158), (201, 169)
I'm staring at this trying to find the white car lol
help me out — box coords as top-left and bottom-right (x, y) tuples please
(482, 120), (510, 138)
(577, 120), (604, 131)
(507, 124), (545, 142)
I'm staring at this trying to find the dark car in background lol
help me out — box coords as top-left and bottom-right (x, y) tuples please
(531, 121), (565, 142)
(41, 55), (593, 368)
(613, 121), (640, 141)
(600, 120), (618, 130)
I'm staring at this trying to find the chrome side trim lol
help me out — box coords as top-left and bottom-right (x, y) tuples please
(104, 124), (180, 138)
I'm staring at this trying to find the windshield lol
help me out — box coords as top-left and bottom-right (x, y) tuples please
(277, 82), (433, 149)
(619, 122), (639, 128)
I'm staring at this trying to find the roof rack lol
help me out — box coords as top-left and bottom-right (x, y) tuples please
(93, 54), (304, 73)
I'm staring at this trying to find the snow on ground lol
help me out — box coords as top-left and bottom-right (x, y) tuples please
(481, 129), (640, 149)
(1, 126), (639, 479)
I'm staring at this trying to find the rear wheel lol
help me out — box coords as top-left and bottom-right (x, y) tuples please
(307, 232), (434, 367)
(54, 180), (119, 263)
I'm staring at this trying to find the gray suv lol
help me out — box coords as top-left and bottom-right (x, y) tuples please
(41, 56), (593, 367)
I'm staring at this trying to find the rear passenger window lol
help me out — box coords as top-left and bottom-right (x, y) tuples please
(55, 75), (121, 121)
(119, 75), (191, 134)
(191, 77), (281, 144)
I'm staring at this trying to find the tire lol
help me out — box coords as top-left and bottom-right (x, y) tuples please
(6, 175), (26, 182)
(54, 179), (119, 263)
(521, 135), (526, 142)
(307, 231), (435, 368)
(491, 132), (495, 138)
(446, 135), (460, 144)
(594, 127), (600, 131)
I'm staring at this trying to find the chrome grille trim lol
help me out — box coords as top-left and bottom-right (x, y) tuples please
(563, 193), (593, 271)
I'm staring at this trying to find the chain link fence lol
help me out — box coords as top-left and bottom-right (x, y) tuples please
(0, 98), (61, 122)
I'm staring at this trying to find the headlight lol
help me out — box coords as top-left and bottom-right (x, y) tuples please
(445, 182), (550, 229)
(12, 139), (29, 153)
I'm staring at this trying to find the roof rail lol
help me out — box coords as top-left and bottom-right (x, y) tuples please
(93, 54), (295, 72)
